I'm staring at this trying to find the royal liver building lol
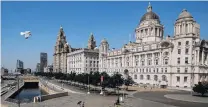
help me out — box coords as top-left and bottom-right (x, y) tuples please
(99, 3), (208, 89)
(53, 26), (82, 73)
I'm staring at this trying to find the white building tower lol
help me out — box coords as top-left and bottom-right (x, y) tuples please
(135, 2), (164, 44)
(99, 38), (109, 72)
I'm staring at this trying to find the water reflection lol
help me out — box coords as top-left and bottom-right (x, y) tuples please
(14, 88), (47, 102)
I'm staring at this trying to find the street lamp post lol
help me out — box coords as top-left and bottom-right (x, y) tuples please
(100, 76), (103, 95)
(87, 74), (90, 94)
(116, 81), (120, 106)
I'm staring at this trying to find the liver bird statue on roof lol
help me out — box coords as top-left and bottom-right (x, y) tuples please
(20, 31), (32, 39)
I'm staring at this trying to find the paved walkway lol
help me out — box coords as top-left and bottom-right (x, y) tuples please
(121, 97), (177, 107)
(164, 94), (208, 103)
(134, 91), (208, 107)
(42, 78), (84, 94)
(7, 93), (117, 107)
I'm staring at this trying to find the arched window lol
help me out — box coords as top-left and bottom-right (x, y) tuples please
(154, 75), (158, 81)
(162, 75), (167, 81)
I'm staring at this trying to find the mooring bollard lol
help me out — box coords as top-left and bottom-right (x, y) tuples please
(33, 97), (37, 103)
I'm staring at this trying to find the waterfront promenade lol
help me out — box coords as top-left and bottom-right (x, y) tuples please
(2, 76), (208, 107)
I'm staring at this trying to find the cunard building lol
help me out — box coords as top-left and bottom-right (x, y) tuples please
(67, 33), (99, 74)
(53, 26), (99, 74)
(99, 3), (208, 89)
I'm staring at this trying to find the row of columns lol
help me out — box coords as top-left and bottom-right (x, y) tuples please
(194, 48), (208, 65)
(175, 22), (194, 35)
(201, 49), (208, 65)
(137, 27), (163, 38)
(106, 53), (165, 68)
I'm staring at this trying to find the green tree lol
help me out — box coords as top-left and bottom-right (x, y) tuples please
(124, 76), (134, 90)
(91, 72), (101, 86)
(109, 72), (124, 89)
(123, 69), (133, 90)
(193, 82), (207, 96)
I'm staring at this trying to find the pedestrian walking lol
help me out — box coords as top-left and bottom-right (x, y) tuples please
(82, 102), (85, 107)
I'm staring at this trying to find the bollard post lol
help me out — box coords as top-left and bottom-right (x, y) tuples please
(33, 97), (35, 103)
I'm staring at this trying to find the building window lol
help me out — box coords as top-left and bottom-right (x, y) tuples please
(140, 75), (143, 80)
(162, 75), (167, 81)
(185, 57), (188, 64)
(177, 58), (180, 64)
(178, 42), (181, 46)
(127, 62), (129, 66)
(164, 52), (169, 56)
(136, 61), (138, 66)
(177, 76), (180, 82)
(178, 49), (181, 54)
(142, 61), (145, 66)
(155, 59), (159, 65)
(185, 68), (188, 73)
(165, 68), (167, 72)
(146, 68), (148, 73)
(147, 75), (150, 80)
(161, 68), (163, 73)
(134, 75), (137, 79)
(157, 68), (159, 72)
(184, 77), (188, 82)
(154, 75), (158, 81)
(185, 24), (188, 33)
(148, 60), (151, 65)
(185, 48), (189, 54)
(186, 41), (189, 45)
(177, 68), (180, 73)
(149, 68), (151, 72)
(164, 59), (168, 65)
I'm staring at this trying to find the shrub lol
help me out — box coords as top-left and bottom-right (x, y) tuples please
(193, 82), (207, 96)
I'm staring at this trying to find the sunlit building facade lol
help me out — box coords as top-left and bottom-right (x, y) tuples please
(99, 3), (208, 90)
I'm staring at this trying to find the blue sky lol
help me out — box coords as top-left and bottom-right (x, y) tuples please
(2, 1), (208, 71)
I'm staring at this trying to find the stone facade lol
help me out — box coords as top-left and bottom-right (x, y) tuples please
(67, 33), (99, 74)
(53, 27), (96, 73)
(53, 26), (70, 73)
(99, 3), (208, 89)
(67, 48), (99, 74)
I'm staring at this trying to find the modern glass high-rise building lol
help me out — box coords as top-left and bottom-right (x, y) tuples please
(40, 52), (47, 72)
(16, 60), (24, 69)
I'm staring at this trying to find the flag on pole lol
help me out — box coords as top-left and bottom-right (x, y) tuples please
(101, 76), (104, 82)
